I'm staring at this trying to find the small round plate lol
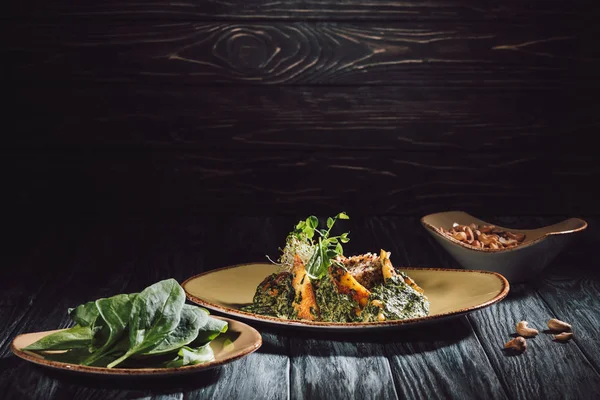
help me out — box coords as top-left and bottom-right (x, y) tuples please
(11, 316), (261, 377)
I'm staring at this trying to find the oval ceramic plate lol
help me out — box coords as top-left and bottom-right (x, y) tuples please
(182, 263), (510, 331)
(11, 316), (261, 376)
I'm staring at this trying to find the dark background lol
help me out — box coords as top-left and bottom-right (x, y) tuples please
(2, 4), (600, 398)
(4, 1), (599, 229)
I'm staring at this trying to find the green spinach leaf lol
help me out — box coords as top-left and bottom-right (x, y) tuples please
(164, 344), (215, 368)
(68, 301), (99, 327)
(191, 315), (228, 346)
(23, 325), (94, 351)
(82, 293), (136, 365)
(142, 304), (207, 355)
(107, 278), (185, 368)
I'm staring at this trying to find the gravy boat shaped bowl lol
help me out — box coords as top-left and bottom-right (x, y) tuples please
(421, 211), (587, 283)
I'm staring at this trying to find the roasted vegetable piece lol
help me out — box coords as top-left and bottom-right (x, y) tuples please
(380, 249), (396, 281)
(291, 254), (320, 320)
(380, 250), (425, 294)
(329, 262), (371, 308)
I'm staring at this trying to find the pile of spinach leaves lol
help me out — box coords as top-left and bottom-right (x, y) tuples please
(23, 279), (228, 369)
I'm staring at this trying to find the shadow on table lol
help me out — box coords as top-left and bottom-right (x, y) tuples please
(253, 314), (473, 349)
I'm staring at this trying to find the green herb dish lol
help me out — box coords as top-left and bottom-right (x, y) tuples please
(182, 213), (509, 331)
(243, 213), (430, 323)
(11, 279), (262, 375)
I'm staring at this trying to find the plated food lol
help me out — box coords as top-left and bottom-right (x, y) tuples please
(11, 278), (261, 375)
(182, 212), (510, 330)
(183, 263), (509, 331)
(242, 213), (430, 323)
(12, 317), (261, 376)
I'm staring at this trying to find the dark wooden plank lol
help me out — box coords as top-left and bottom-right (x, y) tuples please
(6, 149), (599, 218)
(467, 284), (600, 400)
(8, 86), (595, 153)
(536, 277), (600, 374)
(140, 218), (290, 400)
(3, 216), (598, 399)
(5, 0), (590, 21)
(38, 218), (291, 400)
(276, 217), (398, 400)
(6, 22), (599, 88)
(381, 215), (600, 398)
(188, 216), (291, 400)
(6, 22), (592, 86)
(530, 218), (600, 373)
(0, 223), (145, 400)
(0, 223), (73, 355)
(289, 337), (398, 400)
(363, 217), (508, 399)
(384, 317), (507, 400)
(283, 216), (506, 400)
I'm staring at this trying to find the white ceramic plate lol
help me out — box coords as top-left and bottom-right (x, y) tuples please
(11, 316), (261, 376)
(182, 263), (510, 331)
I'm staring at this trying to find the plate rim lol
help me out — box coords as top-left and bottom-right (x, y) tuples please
(10, 315), (262, 376)
(182, 262), (510, 329)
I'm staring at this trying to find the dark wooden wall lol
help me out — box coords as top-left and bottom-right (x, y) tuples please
(5, 1), (599, 219)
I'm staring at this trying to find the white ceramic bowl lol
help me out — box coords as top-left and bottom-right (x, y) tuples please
(421, 211), (588, 283)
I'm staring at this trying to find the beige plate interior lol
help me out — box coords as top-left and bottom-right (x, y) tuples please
(11, 316), (262, 376)
(182, 263), (510, 331)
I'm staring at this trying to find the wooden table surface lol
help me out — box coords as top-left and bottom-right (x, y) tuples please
(2, 215), (599, 400)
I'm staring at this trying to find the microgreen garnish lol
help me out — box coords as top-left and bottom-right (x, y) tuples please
(270, 212), (350, 279)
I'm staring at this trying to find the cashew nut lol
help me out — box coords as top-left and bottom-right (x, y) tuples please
(440, 222), (526, 250)
(464, 226), (475, 243)
(504, 337), (527, 352)
(479, 233), (499, 247)
(506, 231), (526, 242)
(479, 225), (495, 233)
(499, 237), (518, 247)
(554, 332), (573, 342)
(516, 321), (539, 337)
(377, 312), (386, 322)
(452, 231), (468, 241)
(548, 318), (572, 332)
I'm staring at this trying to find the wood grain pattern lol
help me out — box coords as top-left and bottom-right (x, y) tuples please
(2, 216), (600, 399)
(6, 0), (590, 21)
(0, 224), (70, 356)
(8, 86), (596, 153)
(271, 216), (504, 400)
(369, 216), (600, 398)
(364, 217), (509, 399)
(537, 278), (600, 369)
(7, 22), (591, 86)
(289, 338), (398, 400)
(0, 224), (144, 400)
(535, 258), (600, 374)
(6, 149), (598, 217)
(467, 284), (600, 400)
(385, 317), (508, 400)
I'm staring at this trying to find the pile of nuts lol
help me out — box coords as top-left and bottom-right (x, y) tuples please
(438, 223), (526, 249)
(504, 318), (573, 353)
